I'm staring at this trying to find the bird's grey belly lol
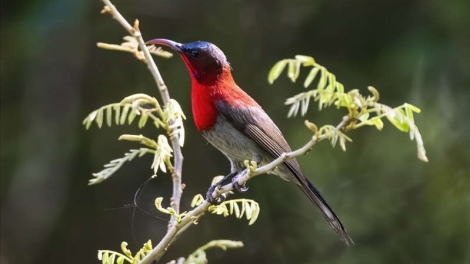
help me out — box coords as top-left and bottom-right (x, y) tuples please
(201, 115), (291, 180)
(202, 115), (265, 167)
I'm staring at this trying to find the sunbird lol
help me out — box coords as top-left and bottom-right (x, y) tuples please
(146, 39), (353, 245)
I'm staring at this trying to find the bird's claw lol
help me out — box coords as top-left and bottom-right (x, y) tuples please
(232, 178), (249, 193)
(206, 185), (226, 205)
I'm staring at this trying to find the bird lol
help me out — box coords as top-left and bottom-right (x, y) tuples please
(145, 39), (353, 245)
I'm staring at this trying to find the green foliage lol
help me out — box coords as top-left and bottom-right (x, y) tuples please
(311, 123), (352, 151)
(180, 240), (244, 264)
(191, 194), (261, 225)
(153, 195), (260, 226)
(83, 93), (186, 184)
(154, 197), (189, 222)
(269, 55), (428, 162)
(97, 238), (243, 264)
(88, 148), (153, 185)
(97, 240), (153, 264)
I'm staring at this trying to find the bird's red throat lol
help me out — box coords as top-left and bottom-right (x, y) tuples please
(189, 66), (258, 132)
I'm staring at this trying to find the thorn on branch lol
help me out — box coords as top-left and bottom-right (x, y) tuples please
(101, 6), (111, 14)
(133, 19), (140, 30)
(132, 19), (141, 38)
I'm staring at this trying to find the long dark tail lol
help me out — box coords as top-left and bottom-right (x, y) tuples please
(298, 178), (354, 246)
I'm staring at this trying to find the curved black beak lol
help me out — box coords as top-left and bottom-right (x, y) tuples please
(145, 38), (182, 53)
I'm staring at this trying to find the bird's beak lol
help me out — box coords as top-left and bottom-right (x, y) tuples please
(145, 38), (182, 53)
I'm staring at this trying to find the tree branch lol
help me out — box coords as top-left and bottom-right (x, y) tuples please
(139, 116), (351, 264)
(100, 0), (183, 226)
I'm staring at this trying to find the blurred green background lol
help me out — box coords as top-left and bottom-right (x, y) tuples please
(1, 0), (469, 263)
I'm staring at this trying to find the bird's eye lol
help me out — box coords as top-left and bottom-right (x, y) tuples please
(191, 50), (199, 58)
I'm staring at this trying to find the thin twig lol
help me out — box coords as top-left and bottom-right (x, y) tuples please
(140, 201), (212, 263)
(140, 116), (350, 264)
(100, 0), (183, 231)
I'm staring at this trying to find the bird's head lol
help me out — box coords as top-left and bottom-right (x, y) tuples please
(146, 39), (230, 84)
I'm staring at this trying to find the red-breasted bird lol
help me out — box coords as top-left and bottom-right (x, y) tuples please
(146, 39), (353, 245)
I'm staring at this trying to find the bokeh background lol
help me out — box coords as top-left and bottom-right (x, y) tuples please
(1, 0), (469, 263)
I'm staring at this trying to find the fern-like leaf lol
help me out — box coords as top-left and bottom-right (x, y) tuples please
(88, 148), (153, 185)
(190, 195), (260, 225)
(182, 240), (244, 264)
(151, 135), (173, 175)
(97, 240), (153, 264)
(209, 199), (260, 225)
(163, 99), (186, 146)
(82, 103), (142, 130)
(269, 56), (428, 162)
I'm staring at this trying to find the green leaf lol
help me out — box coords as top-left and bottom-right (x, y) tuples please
(367, 86), (380, 102)
(404, 103), (421, 113)
(328, 73), (336, 92)
(85, 110), (98, 130)
(96, 108), (104, 128)
(405, 107), (414, 123)
(287, 60), (298, 82)
(295, 55), (315, 65)
(293, 60), (301, 81)
(317, 67), (327, 91)
(120, 104), (130, 125)
(106, 106), (112, 127)
(121, 242), (132, 257)
(114, 105), (120, 125)
(245, 201), (252, 220)
(128, 109), (137, 125)
(233, 201), (240, 218)
(248, 201), (260, 225)
(300, 96), (310, 116)
(268, 60), (288, 84)
(138, 113), (149, 128)
(358, 113), (370, 122)
(107, 253), (115, 264)
(336, 82), (345, 94)
(373, 118), (384, 130)
(102, 252), (108, 263)
(304, 67), (320, 88)
(88, 149), (152, 185)
(339, 136), (347, 151)
(287, 102), (299, 117)
(239, 201), (246, 219)
(84, 118), (93, 130)
(116, 256), (125, 264)
(386, 109), (409, 132)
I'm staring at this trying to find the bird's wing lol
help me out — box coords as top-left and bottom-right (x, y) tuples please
(215, 100), (353, 245)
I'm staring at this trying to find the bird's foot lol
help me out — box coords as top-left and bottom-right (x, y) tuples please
(232, 177), (249, 193)
(206, 185), (226, 205)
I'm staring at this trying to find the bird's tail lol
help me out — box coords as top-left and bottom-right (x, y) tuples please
(298, 178), (354, 246)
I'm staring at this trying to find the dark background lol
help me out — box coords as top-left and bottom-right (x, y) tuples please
(1, 0), (469, 263)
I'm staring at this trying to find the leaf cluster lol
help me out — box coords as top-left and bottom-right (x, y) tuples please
(98, 241), (153, 264)
(179, 240), (244, 264)
(152, 194), (261, 226)
(191, 195), (261, 226)
(269, 55), (428, 162)
(98, 239), (243, 264)
(83, 94), (186, 185)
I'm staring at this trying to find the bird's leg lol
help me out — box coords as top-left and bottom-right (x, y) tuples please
(231, 155), (261, 193)
(206, 171), (238, 204)
(231, 175), (249, 193)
